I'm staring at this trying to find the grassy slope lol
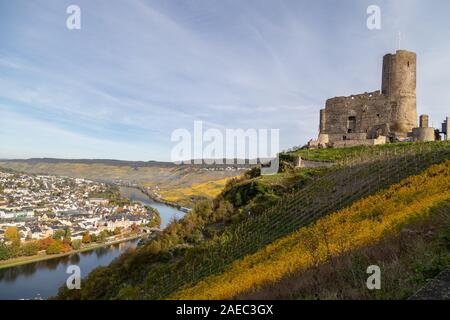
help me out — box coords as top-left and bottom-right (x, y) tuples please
(286, 142), (418, 162)
(171, 161), (450, 299)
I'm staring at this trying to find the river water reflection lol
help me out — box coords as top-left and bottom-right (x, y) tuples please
(0, 240), (137, 300)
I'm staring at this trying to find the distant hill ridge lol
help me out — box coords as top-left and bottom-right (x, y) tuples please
(0, 158), (257, 169)
(0, 158), (176, 168)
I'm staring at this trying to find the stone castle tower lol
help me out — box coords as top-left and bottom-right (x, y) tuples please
(312, 49), (421, 148)
(382, 50), (417, 135)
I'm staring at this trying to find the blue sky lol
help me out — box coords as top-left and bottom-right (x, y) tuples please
(0, 0), (449, 161)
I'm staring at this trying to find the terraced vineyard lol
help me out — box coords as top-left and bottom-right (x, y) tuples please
(131, 142), (450, 299)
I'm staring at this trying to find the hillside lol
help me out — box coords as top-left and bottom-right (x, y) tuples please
(172, 162), (450, 299)
(55, 141), (450, 300)
(0, 159), (245, 207)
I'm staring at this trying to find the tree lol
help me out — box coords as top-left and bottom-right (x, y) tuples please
(98, 230), (108, 243)
(71, 239), (82, 250)
(235, 192), (242, 206)
(21, 241), (39, 256)
(5, 226), (20, 245)
(186, 229), (203, 244)
(193, 200), (213, 220)
(130, 223), (140, 234)
(82, 232), (92, 244)
(60, 243), (72, 253)
(63, 228), (72, 244)
(146, 240), (161, 255)
(215, 201), (234, 221)
(0, 242), (11, 260)
(53, 229), (66, 241)
(39, 237), (56, 250)
(46, 241), (62, 254)
(148, 209), (161, 228)
(113, 227), (122, 236)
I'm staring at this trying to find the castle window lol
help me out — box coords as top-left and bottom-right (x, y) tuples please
(347, 116), (356, 133)
(407, 61), (410, 67)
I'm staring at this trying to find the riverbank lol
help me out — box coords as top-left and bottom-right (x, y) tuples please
(117, 184), (188, 210)
(0, 234), (143, 270)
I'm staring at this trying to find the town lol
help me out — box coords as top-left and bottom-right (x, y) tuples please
(0, 168), (160, 261)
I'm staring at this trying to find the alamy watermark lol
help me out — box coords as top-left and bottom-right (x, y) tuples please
(66, 5), (81, 30)
(366, 265), (381, 290)
(66, 265), (81, 290)
(367, 5), (381, 30)
(171, 121), (280, 174)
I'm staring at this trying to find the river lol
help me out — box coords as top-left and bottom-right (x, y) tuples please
(0, 189), (185, 300)
(118, 186), (185, 228)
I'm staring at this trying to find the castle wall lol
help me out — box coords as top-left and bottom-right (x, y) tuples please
(332, 136), (387, 148)
(419, 115), (429, 128)
(317, 50), (418, 145)
(320, 91), (390, 143)
(412, 127), (435, 142)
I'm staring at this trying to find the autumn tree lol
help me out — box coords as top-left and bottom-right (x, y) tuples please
(98, 230), (109, 243)
(131, 223), (140, 234)
(146, 240), (161, 255)
(21, 241), (39, 256)
(46, 241), (62, 255)
(82, 232), (92, 244)
(71, 239), (82, 250)
(147, 209), (161, 228)
(5, 226), (20, 245)
(39, 237), (57, 251)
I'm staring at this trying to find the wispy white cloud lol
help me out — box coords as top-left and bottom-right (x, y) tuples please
(0, 0), (449, 160)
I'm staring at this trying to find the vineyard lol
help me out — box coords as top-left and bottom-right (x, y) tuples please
(54, 142), (450, 300)
(130, 142), (450, 299)
(171, 161), (450, 299)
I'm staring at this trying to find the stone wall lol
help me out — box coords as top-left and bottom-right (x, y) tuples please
(317, 50), (418, 145)
(321, 91), (390, 143)
(332, 136), (388, 148)
(412, 127), (435, 142)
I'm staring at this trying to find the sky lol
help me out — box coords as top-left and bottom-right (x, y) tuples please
(0, 0), (449, 161)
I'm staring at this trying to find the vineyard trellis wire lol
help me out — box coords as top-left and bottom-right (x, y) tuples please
(135, 142), (450, 299)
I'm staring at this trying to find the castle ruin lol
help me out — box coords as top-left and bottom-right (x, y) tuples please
(309, 50), (439, 149)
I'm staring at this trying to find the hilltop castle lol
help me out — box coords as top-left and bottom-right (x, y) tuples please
(309, 50), (439, 149)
